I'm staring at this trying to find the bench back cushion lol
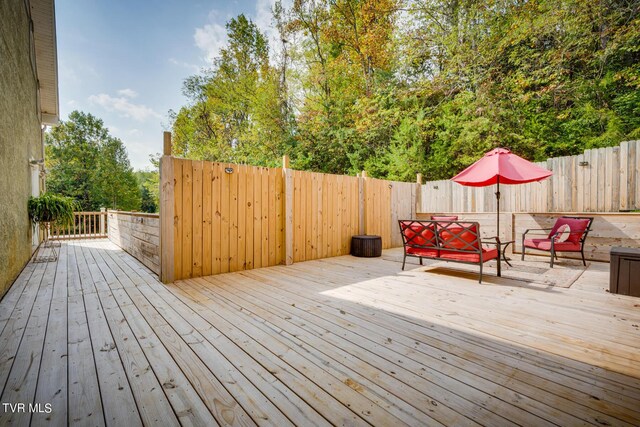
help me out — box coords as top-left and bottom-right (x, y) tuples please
(399, 221), (438, 248)
(438, 222), (481, 252)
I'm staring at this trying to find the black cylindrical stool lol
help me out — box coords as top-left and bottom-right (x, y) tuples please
(350, 235), (382, 257)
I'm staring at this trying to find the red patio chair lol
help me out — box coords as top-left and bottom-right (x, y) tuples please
(521, 216), (593, 267)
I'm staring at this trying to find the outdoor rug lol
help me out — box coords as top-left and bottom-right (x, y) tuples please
(382, 248), (588, 288)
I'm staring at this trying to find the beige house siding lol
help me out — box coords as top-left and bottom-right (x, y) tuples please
(0, 0), (48, 297)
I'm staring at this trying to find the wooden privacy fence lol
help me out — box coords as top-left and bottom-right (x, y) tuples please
(420, 140), (640, 213)
(291, 171), (359, 262)
(49, 210), (108, 240)
(160, 133), (418, 283)
(161, 158), (285, 282)
(107, 210), (160, 275)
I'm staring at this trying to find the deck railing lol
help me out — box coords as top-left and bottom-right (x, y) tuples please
(49, 211), (108, 240)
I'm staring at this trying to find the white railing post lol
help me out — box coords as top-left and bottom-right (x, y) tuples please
(100, 208), (106, 236)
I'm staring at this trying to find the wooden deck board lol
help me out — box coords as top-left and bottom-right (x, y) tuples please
(0, 251), (57, 427)
(32, 243), (68, 427)
(1, 239), (639, 426)
(67, 243), (105, 426)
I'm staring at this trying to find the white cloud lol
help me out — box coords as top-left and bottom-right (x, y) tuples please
(193, 1), (294, 65)
(255, 0), (293, 60)
(169, 58), (200, 72)
(194, 18), (227, 63)
(117, 88), (138, 98)
(255, 0), (276, 38)
(88, 93), (161, 122)
(105, 124), (119, 133)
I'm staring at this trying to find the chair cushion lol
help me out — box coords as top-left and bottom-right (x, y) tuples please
(440, 248), (499, 263)
(550, 218), (590, 243)
(431, 216), (458, 221)
(524, 238), (582, 252)
(406, 247), (439, 258)
(438, 223), (480, 251)
(400, 221), (437, 248)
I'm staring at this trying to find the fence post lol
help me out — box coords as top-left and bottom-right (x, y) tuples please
(359, 171), (366, 235)
(415, 173), (423, 217)
(100, 207), (106, 236)
(163, 131), (172, 156)
(283, 155), (294, 265)
(160, 132), (175, 283)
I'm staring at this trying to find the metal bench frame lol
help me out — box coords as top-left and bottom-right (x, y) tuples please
(399, 220), (500, 283)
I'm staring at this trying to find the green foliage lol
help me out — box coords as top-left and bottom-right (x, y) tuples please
(45, 111), (142, 211)
(135, 154), (160, 213)
(28, 193), (77, 226)
(171, 0), (640, 181)
(171, 15), (294, 166)
(365, 110), (429, 181)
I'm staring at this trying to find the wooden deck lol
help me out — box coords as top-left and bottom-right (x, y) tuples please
(1, 239), (639, 426)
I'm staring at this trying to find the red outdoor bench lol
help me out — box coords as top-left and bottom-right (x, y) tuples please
(398, 220), (501, 283)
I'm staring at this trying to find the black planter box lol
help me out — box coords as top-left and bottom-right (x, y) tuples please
(610, 247), (640, 297)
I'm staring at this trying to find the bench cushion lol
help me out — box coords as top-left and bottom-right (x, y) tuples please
(406, 247), (440, 258)
(440, 248), (498, 263)
(438, 223), (480, 251)
(400, 221), (438, 247)
(524, 238), (581, 252)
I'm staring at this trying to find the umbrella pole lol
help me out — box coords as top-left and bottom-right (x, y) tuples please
(496, 178), (501, 277)
(496, 178), (500, 241)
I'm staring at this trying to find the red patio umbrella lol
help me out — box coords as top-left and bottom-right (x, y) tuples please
(451, 148), (552, 242)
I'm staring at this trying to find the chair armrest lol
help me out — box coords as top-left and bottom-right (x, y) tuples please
(481, 236), (501, 246)
(523, 227), (553, 237)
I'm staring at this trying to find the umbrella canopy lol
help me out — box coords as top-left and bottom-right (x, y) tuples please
(452, 148), (552, 186)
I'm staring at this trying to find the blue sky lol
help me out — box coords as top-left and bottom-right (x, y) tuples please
(56, 0), (279, 170)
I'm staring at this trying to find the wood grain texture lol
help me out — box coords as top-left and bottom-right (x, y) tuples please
(108, 210), (160, 275)
(167, 159), (285, 280)
(2, 238), (639, 426)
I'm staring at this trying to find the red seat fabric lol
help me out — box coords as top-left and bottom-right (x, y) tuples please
(406, 247), (440, 257)
(548, 217), (590, 243)
(438, 224), (480, 251)
(400, 221), (437, 248)
(439, 248), (499, 263)
(523, 238), (581, 252)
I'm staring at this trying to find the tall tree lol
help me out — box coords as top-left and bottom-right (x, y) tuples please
(172, 14), (293, 166)
(170, 0), (640, 181)
(45, 111), (142, 211)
